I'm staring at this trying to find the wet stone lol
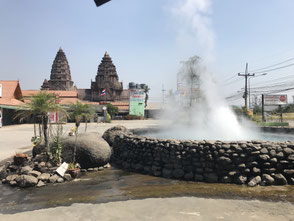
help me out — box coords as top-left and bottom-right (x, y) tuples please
(29, 170), (41, 178)
(274, 174), (288, 185)
(57, 178), (64, 183)
(194, 174), (204, 182)
(48, 174), (59, 183)
(221, 176), (232, 183)
(9, 180), (18, 186)
(284, 148), (294, 155)
(38, 173), (51, 182)
(64, 173), (72, 181)
(173, 169), (184, 179)
(36, 180), (46, 188)
(235, 175), (247, 185)
(20, 166), (33, 175)
(260, 148), (269, 154)
(262, 174), (275, 185)
(248, 176), (261, 187)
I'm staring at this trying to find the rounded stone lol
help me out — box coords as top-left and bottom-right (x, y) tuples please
(102, 125), (129, 146)
(62, 132), (111, 169)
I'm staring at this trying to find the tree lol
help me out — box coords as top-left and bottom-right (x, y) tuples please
(144, 85), (150, 108)
(106, 103), (119, 119)
(16, 92), (64, 152)
(68, 101), (92, 163)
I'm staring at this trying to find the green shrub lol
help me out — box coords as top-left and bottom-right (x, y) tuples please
(258, 122), (289, 127)
(124, 114), (144, 120)
(106, 113), (112, 123)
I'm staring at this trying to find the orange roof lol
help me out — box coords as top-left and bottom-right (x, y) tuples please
(22, 90), (78, 98)
(110, 101), (129, 106)
(0, 80), (25, 106)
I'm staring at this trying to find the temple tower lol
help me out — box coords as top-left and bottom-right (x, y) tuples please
(41, 48), (75, 91)
(91, 51), (123, 101)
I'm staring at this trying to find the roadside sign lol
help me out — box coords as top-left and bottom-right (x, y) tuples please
(264, 95), (287, 106)
(48, 112), (59, 123)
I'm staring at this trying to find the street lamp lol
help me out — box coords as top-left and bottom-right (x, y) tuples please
(248, 73), (267, 109)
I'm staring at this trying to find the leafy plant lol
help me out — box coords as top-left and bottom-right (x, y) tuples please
(15, 92), (66, 153)
(106, 113), (112, 123)
(144, 85), (150, 108)
(50, 123), (65, 165)
(68, 162), (80, 170)
(106, 103), (118, 119)
(68, 101), (92, 163)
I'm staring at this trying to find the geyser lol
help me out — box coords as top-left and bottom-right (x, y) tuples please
(159, 57), (258, 141)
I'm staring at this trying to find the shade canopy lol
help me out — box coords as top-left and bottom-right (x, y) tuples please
(94, 0), (111, 7)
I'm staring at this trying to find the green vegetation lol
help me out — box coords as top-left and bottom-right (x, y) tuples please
(16, 91), (65, 152)
(124, 114), (144, 120)
(144, 85), (150, 108)
(50, 123), (64, 165)
(232, 106), (250, 119)
(106, 103), (118, 119)
(258, 122), (289, 127)
(68, 101), (93, 163)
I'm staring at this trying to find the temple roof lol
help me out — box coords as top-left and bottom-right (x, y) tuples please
(50, 48), (72, 81)
(97, 51), (118, 77)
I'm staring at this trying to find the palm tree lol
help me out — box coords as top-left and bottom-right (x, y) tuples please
(16, 92), (64, 152)
(68, 101), (92, 162)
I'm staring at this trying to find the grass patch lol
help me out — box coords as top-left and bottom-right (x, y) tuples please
(258, 122), (289, 127)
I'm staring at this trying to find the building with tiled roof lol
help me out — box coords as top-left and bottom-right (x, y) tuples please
(0, 81), (26, 126)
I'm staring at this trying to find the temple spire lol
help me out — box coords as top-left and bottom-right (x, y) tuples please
(41, 48), (75, 91)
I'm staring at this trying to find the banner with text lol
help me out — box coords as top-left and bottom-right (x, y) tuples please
(264, 95), (287, 106)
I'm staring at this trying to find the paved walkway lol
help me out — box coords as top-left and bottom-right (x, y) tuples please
(1, 197), (294, 221)
(0, 120), (160, 161)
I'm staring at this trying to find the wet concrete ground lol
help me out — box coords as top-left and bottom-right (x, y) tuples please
(1, 167), (294, 215)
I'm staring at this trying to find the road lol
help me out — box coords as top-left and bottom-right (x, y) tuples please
(0, 120), (160, 161)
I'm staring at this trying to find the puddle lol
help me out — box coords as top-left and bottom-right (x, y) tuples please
(0, 167), (294, 214)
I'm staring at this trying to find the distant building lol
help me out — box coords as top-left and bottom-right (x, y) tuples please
(78, 51), (129, 103)
(0, 80), (25, 126)
(41, 48), (76, 91)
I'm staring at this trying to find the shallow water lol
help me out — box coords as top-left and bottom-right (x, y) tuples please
(0, 167), (294, 214)
(144, 131), (294, 142)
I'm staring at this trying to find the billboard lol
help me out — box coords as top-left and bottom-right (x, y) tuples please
(129, 89), (145, 117)
(264, 95), (287, 106)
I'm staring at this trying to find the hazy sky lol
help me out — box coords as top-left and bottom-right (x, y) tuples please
(1, 0), (294, 104)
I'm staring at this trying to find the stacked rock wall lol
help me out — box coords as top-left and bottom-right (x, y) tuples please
(110, 132), (294, 186)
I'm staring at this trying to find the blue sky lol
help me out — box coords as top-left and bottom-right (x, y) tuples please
(1, 0), (294, 104)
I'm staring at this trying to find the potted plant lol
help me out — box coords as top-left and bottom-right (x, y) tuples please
(13, 153), (29, 166)
(67, 162), (80, 178)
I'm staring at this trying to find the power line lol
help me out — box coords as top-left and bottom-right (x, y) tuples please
(250, 74), (294, 87)
(254, 62), (294, 74)
(250, 57), (294, 72)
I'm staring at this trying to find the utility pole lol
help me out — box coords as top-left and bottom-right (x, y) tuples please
(238, 63), (255, 109)
(162, 84), (166, 104)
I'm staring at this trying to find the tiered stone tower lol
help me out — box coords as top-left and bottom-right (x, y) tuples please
(41, 48), (75, 91)
(91, 51), (124, 101)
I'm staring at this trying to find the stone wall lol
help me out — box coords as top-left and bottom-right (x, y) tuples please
(108, 129), (294, 186)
